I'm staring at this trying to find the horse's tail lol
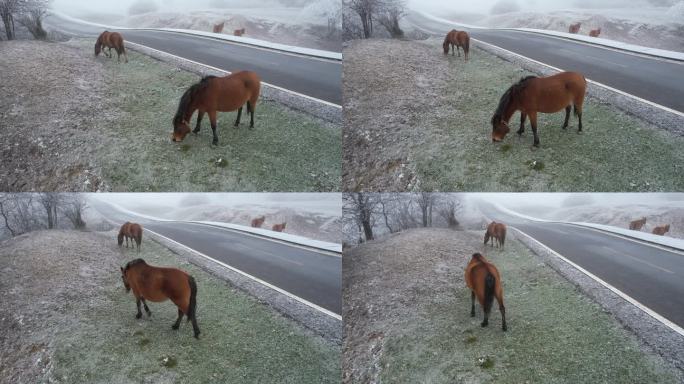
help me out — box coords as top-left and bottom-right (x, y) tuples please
(484, 272), (496, 314)
(187, 275), (197, 322)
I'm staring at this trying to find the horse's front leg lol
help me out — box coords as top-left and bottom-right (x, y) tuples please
(457, 45), (461, 57)
(209, 111), (219, 145)
(193, 111), (204, 134)
(172, 308), (183, 330)
(135, 298), (143, 319)
(529, 112), (540, 147)
(234, 107), (243, 128)
(141, 298), (152, 317)
(562, 105), (571, 129)
(517, 112), (526, 136)
(470, 291), (475, 317)
(497, 296), (507, 331)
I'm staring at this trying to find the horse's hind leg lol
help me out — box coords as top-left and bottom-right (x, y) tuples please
(562, 106), (571, 129)
(470, 291), (475, 317)
(193, 111), (204, 134)
(208, 111), (219, 145)
(172, 308), (183, 330)
(457, 45), (461, 57)
(529, 112), (540, 147)
(141, 299), (151, 317)
(234, 107), (242, 128)
(248, 101), (255, 129)
(575, 104), (583, 133)
(496, 293), (507, 331)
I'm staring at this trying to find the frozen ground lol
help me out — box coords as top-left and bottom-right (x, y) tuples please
(0, 230), (339, 383)
(342, 38), (684, 192)
(0, 39), (340, 192)
(342, 228), (681, 383)
(428, 4), (684, 52)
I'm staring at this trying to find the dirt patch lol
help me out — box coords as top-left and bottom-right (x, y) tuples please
(342, 228), (681, 383)
(0, 230), (339, 383)
(342, 38), (684, 192)
(0, 39), (340, 192)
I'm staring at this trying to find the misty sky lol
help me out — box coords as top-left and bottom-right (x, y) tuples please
(51, 0), (282, 16)
(473, 193), (684, 211)
(408, 0), (669, 15)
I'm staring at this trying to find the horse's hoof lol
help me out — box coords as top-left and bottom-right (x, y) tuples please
(136, 313), (142, 319)
(212, 140), (218, 146)
(502, 325), (508, 332)
(194, 332), (200, 339)
(470, 312), (475, 317)
(172, 325), (179, 330)
(481, 321), (488, 328)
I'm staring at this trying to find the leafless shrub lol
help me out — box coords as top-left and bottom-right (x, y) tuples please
(18, 7), (46, 40)
(377, 0), (405, 38)
(61, 194), (87, 230)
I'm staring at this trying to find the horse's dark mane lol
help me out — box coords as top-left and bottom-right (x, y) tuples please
(124, 258), (147, 271)
(173, 76), (217, 126)
(491, 75), (537, 125)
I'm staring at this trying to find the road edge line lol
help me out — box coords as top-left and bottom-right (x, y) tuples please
(144, 227), (342, 321)
(510, 226), (684, 337)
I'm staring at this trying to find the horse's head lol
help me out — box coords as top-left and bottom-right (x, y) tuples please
(442, 39), (449, 54)
(491, 116), (510, 142)
(95, 40), (101, 56)
(172, 117), (191, 142)
(117, 232), (124, 246)
(484, 231), (490, 244)
(120, 266), (131, 292)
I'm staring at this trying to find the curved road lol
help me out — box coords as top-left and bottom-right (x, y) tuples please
(478, 201), (684, 329)
(406, 11), (684, 112)
(45, 14), (342, 104)
(90, 199), (341, 316)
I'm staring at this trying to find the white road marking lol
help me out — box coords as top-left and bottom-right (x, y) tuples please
(511, 226), (684, 337)
(125, 41), (342, 109)
(471, 38), (684, 118)
(617, 251), (675, 275)
(564, 223), (684, 257)
(144, 227), (342, 321)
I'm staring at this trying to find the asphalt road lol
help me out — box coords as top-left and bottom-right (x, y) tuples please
(45, 14), (342, 104)
(406, 11), (684, 113)
(90, 199), (341, 316)
(478, 201), (684, 328)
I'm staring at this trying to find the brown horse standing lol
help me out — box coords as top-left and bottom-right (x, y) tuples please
(484, 222), (506, 248)
(172, 72), (261, 145)
(629, 217), (647, 231)
(442, 29), (470, 61)
(569, 22), (581, 34)
(272, 222), (286, 232)
(213, 21), (225, 33)
(118, 222), (143, 251)
(95, 31), (128, 63)
(589, 28), (601, 37)
(120, 259), (200, 338)
(652, 224), (670, 235)
(491, 72), (587, 147)
(465, 253), (507, 331)
(234, 28), (246, 36)
(251, 215), (266, 228)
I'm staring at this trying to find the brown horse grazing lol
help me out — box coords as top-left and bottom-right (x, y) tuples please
(118, 222), (143, 251)
(442, 29), (470, 61)
(589, 28), (601, 37)
(95, 31), (128, 63)
(251, 215), (266, 228)
(491, 72), (587, 147)
(652, 224), (670, 236)
(213, 21), (225, 33)
(629, 217), (647, 231)
(172, 72), (261, 145)
(484, 222), (507, 248)
(569, 22), (581, 34)
(120, 259), (200, 338)
(465, 253), (507, 331)
(234, 28), (246, 36)
(272, 222), (286, 232)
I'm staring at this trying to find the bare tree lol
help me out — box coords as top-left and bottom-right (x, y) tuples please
(0, 194), (42, 236)
(343, 193), (379, 242)
(18, 6), (46, 40)
(377, 0), (405, 38)
(38, 193), (61, 229)
(437, 197), (462, 229)
(0, 195), (17, 236)
(0, 0), (19, 40)
(61, 194), (87, 229)
(415, 192), (437, 227)
(0, 0), (48, 40)
(346, 0), (381, 38)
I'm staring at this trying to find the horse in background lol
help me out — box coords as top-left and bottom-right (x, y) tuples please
(442, 29), (470, 61)
(569, 22), (581, 34)
(234, 28), (246, 36)
(589, 28), (601, 37)
(95, 31), (128, 63)
(629, 217), (647, 231)
(465, 253), (507, 331)
(118, 222), (143, 251)
(213, 21), (225, 33)
(272, 222), (286, 232)
(484, 222), (507, 248)
(491, 72), (587, 147)
(120, 259), (200, 339)
(172, 71), (261, 145)
(251, 216), (266, 228)
(652, 224), (670, 236)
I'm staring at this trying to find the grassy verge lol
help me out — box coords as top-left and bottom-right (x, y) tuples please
(51, 236), (340, 383)
(72, 39), (340, 192)
(378, 233), (678, 383)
